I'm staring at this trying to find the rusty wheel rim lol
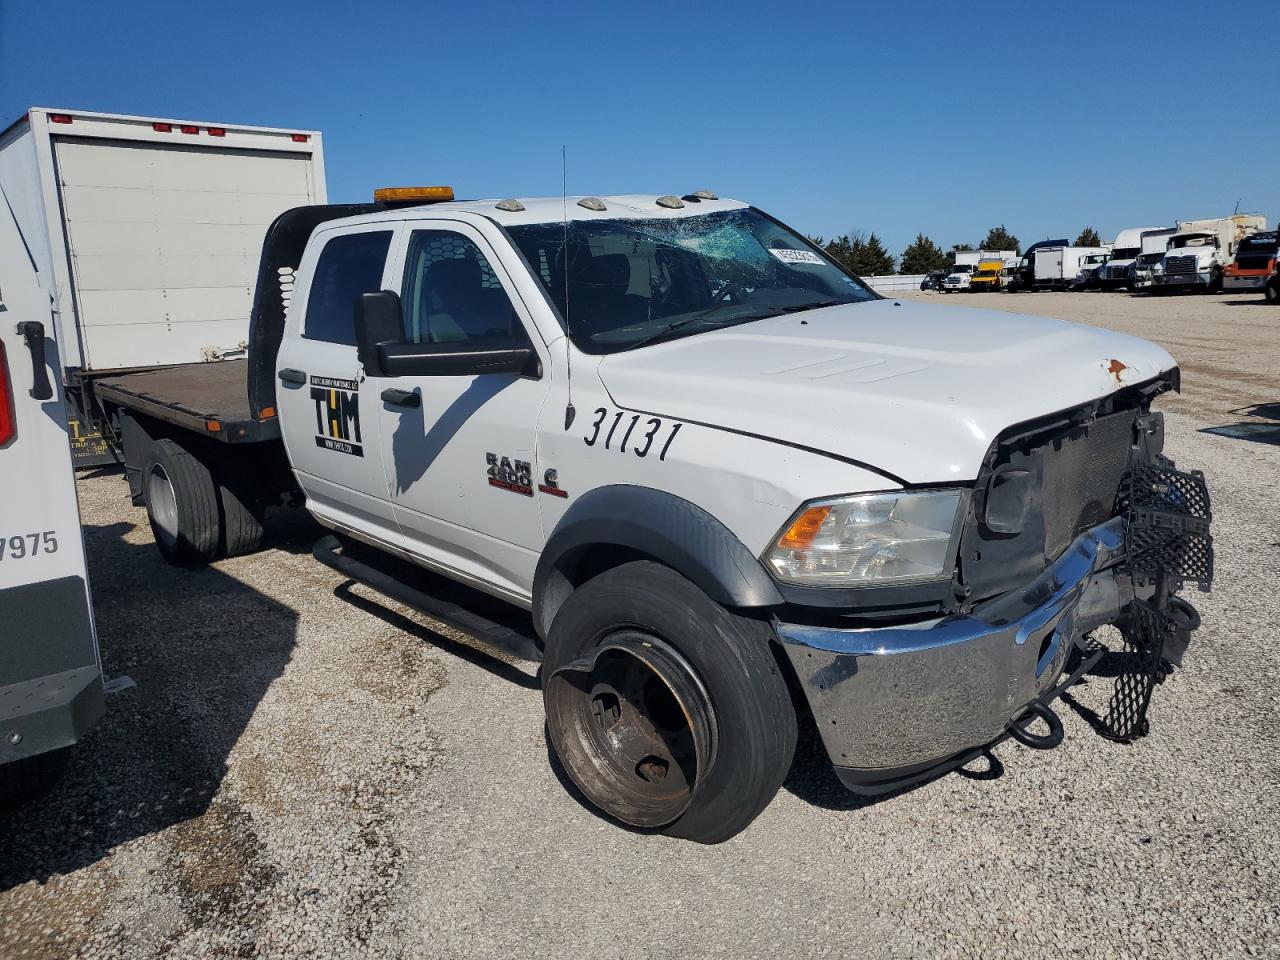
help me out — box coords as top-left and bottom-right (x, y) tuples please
(545, 631), (716, 829)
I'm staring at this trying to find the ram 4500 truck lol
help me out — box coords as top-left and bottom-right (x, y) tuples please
(90, 189), (1213, 843)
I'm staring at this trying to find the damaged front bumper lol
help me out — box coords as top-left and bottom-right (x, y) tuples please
(778, 519), (1132, 792)
(778, 452), (1212, 796)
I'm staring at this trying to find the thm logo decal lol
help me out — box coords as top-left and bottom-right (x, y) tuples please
(486, 453), (533, 496)
(311, 376), (362, 457)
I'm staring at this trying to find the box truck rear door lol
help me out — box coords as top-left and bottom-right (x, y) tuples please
(52, 137), (314, 370)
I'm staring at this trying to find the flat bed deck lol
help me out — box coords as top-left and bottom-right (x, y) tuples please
(93, 360), (279, 443)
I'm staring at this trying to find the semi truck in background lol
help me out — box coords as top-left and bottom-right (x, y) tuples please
(1130, 228), (1177, 291)
(0, 184), (105, 802)
(1156, 214), (1267, 292)
(0, 108), (326, 466)
(1224, 230), (1278, 297)
(1101, 227), (1167, 291)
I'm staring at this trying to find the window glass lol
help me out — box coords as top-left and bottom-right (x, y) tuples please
(400, 231), (526, 345)
(504, 208), (875, 354)
(304, 230), (393, 345)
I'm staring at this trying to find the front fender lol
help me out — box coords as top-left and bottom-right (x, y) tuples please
(532, 484), (783, 638)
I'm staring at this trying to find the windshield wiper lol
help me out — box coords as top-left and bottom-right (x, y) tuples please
(623, 291), (748, 352)
(623, 299), (849, 352)
(773, 299), (844, 315)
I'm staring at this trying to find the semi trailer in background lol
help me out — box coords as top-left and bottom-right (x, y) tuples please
(0, 108), (326, 466)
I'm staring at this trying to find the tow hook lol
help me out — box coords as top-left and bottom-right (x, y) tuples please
(1005, 700), (1065, 750)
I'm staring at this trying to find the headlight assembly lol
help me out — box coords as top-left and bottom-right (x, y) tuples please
(764, 490), (967, 588)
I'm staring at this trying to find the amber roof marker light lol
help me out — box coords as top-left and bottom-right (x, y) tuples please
(373, 186), (455, 205)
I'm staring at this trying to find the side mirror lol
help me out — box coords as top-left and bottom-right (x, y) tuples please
(378, 340), (541, 379)
(355, 291), (404, 378)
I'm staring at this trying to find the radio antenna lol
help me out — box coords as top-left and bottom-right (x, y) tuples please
(562, 144), (575, 430)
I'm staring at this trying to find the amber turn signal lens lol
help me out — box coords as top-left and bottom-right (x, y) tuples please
(777, 506), (831, 550)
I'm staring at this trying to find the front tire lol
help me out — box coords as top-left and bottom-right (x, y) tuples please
(142, 438), (221, 565)
(1265, 277), (1279, 304)
(542, 561), (797, 844)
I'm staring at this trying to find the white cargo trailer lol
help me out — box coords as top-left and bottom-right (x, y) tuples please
(1032, 246), (1110, 290)
(0, 108), (325, 463)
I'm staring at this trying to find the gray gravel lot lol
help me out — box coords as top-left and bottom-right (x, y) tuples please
(2, 292), (1278, 959)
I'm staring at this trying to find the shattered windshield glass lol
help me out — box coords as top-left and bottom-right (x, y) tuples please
(503, 208), (875, 354)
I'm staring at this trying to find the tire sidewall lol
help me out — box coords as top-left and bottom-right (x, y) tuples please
(141, 439), (220, 564)
(543, 561), (796, 843)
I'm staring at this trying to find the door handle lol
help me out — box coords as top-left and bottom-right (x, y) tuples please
(16, 321), (53, 401)
(278, 368), (306, 385)
(381, 387), (420, 408)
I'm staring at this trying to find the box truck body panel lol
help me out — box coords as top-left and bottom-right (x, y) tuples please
(0, 108), (325, 372)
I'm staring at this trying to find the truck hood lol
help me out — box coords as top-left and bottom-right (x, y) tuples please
(595, 299), (1175, 484)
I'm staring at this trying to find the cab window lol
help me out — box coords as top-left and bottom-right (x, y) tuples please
(400, 230), (527, 346)
(304, 230), (393, 345)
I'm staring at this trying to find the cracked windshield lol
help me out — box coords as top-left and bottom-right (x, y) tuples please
(505, 208), (875, 354)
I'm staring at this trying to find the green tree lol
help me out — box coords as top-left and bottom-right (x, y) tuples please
(949, 242), (975, 265)
(899, 234), (950, 274)
(822, 234), (857, 271)
(981, 225), (1020, 253)
(817, 231), (895, 275)
(1075, 226), (1101, 247)
(853, 233), (896, 276)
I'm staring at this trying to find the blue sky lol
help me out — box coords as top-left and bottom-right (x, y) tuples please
(3, 0), (1276, 262)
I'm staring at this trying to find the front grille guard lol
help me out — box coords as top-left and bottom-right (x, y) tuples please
(1098, 458), (1213, 741)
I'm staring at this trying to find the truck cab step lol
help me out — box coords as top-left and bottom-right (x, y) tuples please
(312, 534), (543, 663)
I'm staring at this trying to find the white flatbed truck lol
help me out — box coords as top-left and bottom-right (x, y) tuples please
(8, 176), (1215, 841)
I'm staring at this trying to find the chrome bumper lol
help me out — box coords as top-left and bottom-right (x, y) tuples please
(777, 519), (1129, 784)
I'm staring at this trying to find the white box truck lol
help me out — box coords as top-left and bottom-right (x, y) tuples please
(1157, 214), (1267, 292)
(0, 108), (326, 464)
(1032, 246), (1110, 290)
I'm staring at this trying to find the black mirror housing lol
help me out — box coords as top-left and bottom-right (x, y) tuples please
(355, 291), (404, 377)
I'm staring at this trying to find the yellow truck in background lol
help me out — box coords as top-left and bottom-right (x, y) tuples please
(968, 259), (1005, 291)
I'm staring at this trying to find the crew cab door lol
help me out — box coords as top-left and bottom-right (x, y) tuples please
(371, 222), (551, 601)
(275, 223), (400, 545)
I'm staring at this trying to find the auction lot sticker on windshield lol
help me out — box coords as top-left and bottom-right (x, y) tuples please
(769, 248), (825, 266)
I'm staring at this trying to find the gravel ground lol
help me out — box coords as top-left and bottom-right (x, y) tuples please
(2, 291), (1278, 959)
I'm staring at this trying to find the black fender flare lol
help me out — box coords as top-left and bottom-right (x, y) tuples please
(532, 484), (784, 639)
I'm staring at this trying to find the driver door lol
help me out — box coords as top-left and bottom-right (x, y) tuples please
(371, 223), (551, 602)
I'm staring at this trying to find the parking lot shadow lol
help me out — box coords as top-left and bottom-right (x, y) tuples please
(0, 521), (297, 890)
